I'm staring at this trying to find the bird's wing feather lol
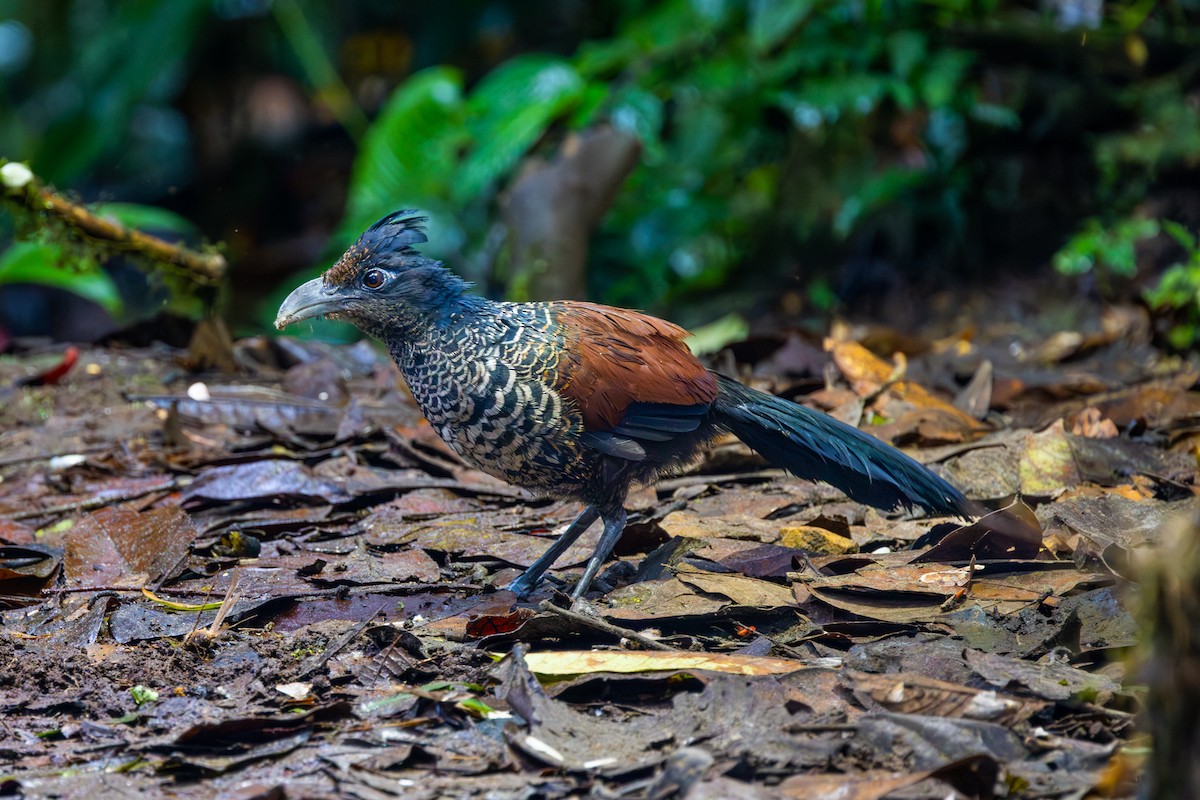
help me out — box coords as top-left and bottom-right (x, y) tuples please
(550, 302), (718, 437)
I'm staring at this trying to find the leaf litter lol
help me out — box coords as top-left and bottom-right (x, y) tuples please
(0, 301), (1188, 798)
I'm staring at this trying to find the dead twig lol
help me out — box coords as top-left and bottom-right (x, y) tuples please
(296, 609), (382, 678)
(537, 599), (680, 652)
(2, 478), (179, 521)
(0, 445), (111, 469)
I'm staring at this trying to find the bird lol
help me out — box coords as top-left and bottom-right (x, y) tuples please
(276, 210), (973, 601)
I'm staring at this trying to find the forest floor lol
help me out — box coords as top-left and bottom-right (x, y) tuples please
(0, 285), (1191, 799)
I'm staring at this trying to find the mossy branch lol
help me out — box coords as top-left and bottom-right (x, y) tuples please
(1, 161), (227, 285)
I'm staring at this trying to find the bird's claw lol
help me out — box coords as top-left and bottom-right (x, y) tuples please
(504, 574), (539, 599)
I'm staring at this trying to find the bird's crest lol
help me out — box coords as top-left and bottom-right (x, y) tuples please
(324, 210), (429, 287)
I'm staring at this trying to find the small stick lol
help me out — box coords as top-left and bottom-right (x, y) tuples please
(2, 479), (178, 521)
(0, 446), (110, 469)
(296, 609), (382, 678)
(537, 599), (680, 652)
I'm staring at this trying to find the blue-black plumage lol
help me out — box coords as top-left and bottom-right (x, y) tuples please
(711, 375), (970, 517)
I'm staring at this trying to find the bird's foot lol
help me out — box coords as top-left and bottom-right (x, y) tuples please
(506, 572), (566, 599)
(504, 574), (538, 599)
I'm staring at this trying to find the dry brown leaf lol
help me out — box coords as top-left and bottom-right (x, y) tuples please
(659, 510), (782, 543)
(674, 563), (797, 607)
(63, 506), (197, 588)
(848, 670), (1043, 725)
(604, 577), (730, 620)
(517, 650), (808, 678)
(802, 559), (1091, 623)
(826, 340), (987, 436)
(1072, 407), (1119, 438)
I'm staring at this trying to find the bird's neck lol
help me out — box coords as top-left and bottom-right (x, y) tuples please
(386, 293), (495, 368)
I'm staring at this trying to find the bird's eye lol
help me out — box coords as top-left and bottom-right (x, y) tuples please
(361, 269), (387, 290)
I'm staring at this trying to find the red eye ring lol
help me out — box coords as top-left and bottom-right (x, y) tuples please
(362, 268), (387, 290)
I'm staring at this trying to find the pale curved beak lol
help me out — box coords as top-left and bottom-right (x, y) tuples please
(275, 277), (345, 330)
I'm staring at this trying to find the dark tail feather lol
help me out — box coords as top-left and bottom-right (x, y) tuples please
(711, 375), (970, 517)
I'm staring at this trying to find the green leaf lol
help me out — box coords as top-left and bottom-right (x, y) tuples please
(1054, 217), (1158, 279)
(918, 48), (973, 107)
(338, 66), (468, 250)
(777, 74), (892, 127)
(970, 102), (1021, 130)
(609, 87), (665, 157)
(130, 685), (159, 705)
(834, 168), (929, 236)
(0, 242), (123, 315)
(1145, 262), (1200, 310)
(578, 0), (732, 81)
(749, 0), (814, 53)
(453, 55), (585, 204)
(455, 696), (498, 718)
(686, 313), (748, 355)
(887, 30), (926, 80)
(1161, 220), (1197, 254)
(575, 37), (640, 78)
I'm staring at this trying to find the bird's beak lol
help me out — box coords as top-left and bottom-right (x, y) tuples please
(274, 277), (346, 330)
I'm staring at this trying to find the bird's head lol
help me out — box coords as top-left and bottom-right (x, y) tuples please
(274, 210), (469, 340)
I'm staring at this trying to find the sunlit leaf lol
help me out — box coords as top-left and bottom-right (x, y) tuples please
(686, 312), (748, 355)
(516, 650), (806, 679)
(453, 55), (585, 204)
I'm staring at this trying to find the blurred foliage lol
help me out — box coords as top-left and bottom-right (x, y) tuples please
(1145, 221), (1200, 350)
(1054, 217), (1160, 280)
(326, 0), (1017, 312)
(325, 0), (1200, 322)
(1054, 215), (1200, 349)
(1, 0), (1199, 338)
(0, 0), (210, 190)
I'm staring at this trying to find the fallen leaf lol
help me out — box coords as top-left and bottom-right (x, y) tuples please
(779, 524), (858, 554)
(517, 650), (809, 678)
(674, 563), (797, 607)
(64, 506), (197, 587)
(1019, 420), (1079, 496)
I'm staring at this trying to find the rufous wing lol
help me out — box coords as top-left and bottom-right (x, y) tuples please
(552, 302), (718, 432)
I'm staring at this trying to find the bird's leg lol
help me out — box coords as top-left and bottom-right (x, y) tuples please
(506, 505), (600, 598)
(569, 507), (628, 602)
